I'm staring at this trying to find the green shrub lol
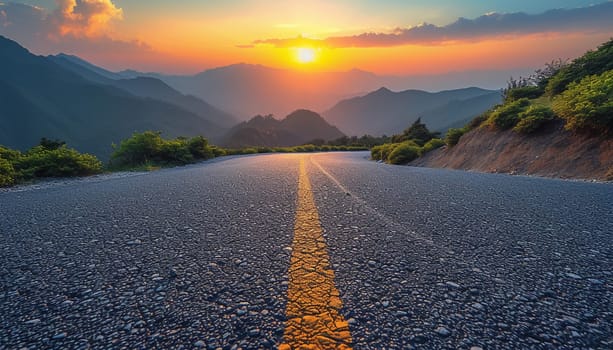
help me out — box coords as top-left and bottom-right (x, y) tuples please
(15, 146), (102, 179)
(486, 98), (530, 130)
(240, 148), (258, 154)
(0, 142), (103, 186)
(546, 39), (613, 96)
(396, 118), (440, 145)
(112, 131), (164, 165)
(513, 116), (549, 134)
(466, 112), (490, 130)
(370, 145), (383, 160)
(552, 69), (613, 133)
(256, 147), (274, 153)
(300, 145), (317, 152)
(445, 128), (467, 147)
(0, 146), (22, 162)
(371, 143), (397, 161)
(505, 86), (544, 101)
(187, 136), (214, 159)
(210, 146), (226, 157)
(0, 157), (15, 187)
(159, 139), (194, 164)
(421, 138), (445, 154)
(38, 137), (66, 151)
(222, 148), (238, 156)
(387, 143), (420, 164)
(546, 72), (571, 97)
(513, 105), (556, 134)
(111, 132), (215, 167)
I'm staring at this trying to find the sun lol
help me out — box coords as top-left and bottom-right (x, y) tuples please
(296, 47), (317, 64)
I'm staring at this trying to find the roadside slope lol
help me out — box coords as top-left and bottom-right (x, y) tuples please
(412, 121), (613, 180)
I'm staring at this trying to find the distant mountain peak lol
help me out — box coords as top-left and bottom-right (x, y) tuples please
(285, 109), (322, 120)
(55, 53), (76, 59)
(222, 109), (344, 147)
(438, 86), (490, 94)
(126, 76), (164, 83)
(368, 86), (394, 96)
(119, 69), (140, 75)
(250, 114), (277, 122)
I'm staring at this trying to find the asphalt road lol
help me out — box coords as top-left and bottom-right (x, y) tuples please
(1, 152), (611, 349)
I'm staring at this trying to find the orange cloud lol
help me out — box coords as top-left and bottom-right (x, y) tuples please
(52, 0), (123, 38)
(247, 2), (613, 48)
(0, 1), (151, 67)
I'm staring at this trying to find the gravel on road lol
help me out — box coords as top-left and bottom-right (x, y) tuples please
(1, 152), (611, 349)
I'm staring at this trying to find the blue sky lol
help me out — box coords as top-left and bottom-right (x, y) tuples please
(16, 1), (606, 25)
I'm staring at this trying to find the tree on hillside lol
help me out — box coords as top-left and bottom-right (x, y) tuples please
(552, 69), (613, 133)
(546, 39), (613, 96)
(39, 137), (66, 150)
(392, 118), (440, 145)
(532, 59), (568, 88)
(502, 59), (568, 101)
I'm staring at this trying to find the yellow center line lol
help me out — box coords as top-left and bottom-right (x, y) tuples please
(279, 158), (353, 350)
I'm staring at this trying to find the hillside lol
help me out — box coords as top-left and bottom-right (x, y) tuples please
(412, 121), (612, 180)
(323, 87), (501, 136)
(48, 54), (238, 128)
(0, 36), (223, 159)
(409, 39), (613, 181)
(222, 110), (345, 147)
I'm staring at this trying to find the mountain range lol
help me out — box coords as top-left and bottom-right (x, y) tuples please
(1, 35), (503, 157)
(113, 66), (516, 122)
(94, 61), (502, 136)
(48, 54), (238, 129)
(0, 36), (229, 158)
(323, 87), (501, 136)
(102, 65), (389, 120)
(112, 63), (501, 135)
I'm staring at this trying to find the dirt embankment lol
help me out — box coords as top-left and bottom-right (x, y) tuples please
(412, 121), (613, 181)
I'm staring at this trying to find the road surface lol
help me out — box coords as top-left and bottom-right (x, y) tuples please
(1, 152), (611, 349)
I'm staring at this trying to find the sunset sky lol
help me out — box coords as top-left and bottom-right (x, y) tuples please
(1, 0), (612, 77)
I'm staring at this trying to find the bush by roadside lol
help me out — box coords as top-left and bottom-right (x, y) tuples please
(109, 131), (215, 169)
(387, 143), (421, 164)
(552, 69), (613, 133)
(110, 131), (368, 170)
(0, 141), (103, 187)
(223, 144), (367, 156)
(371, 138), (444, 165)
(421, 138), (445, 154)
